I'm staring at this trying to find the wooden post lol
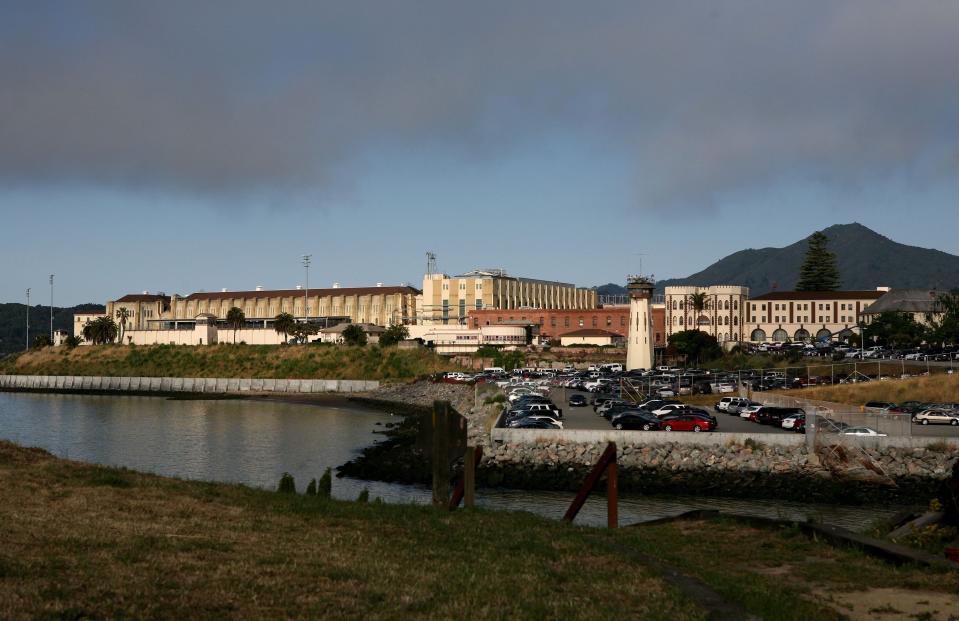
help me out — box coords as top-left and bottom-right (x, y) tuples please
(432, 400), (450, 507)
(563, 442), (617, 525)
(607, 454), (618, 529)
(464, 446), (476, 508)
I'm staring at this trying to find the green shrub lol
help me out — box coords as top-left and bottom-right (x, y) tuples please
(318, 467), (332, 498)
(356, 488), (369, 503)
(277, 472), (296, 494)
(305, 478), (317, 496)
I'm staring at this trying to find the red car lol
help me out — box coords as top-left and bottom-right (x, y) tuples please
(661, 414), (714, 432)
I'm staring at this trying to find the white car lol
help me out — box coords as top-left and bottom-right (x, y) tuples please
(651, 403), (689, 417)
(840, 427), (887, 437)
(739, 405), (763, 419)
(656, 387), (677, 398)
(781, 414), (803, 429)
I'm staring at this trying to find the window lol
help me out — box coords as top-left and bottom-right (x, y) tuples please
(751, 315), (756, 322)
(564, 317), (569, 327)
(620, 316), (626, 327)
(818, 304), (823, 310)
(578, 318), (584, 327)
(606, 316), (612, 327)
(679, 316), (684, 325)
(761, 304), (766, 311)
(733, 316), (738, 325)
(458, 299), (465, 318)
(591, 317), (597, 328)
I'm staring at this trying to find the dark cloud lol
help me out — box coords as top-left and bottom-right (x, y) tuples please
(1, 1), (957, 206)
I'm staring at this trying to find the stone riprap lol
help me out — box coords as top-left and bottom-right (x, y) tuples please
(0, 374), (379, 394)
(369, 381), (497, 447)
(480, 439), (959, 503)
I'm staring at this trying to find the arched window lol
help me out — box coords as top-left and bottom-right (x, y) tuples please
(751, 328), (767, 342)
(772, 328), (789, 342)
(724, 300), (730, 310)
(724, 316), (729, 325)
(679, 316), (684, 326)
(794, 328), (810, 341)
(679, 300), (684, 310)
(733, 316), (738, 325)
(816, 328), (831, 341)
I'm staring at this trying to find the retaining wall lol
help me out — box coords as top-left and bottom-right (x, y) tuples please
(0, 374), (379, 395)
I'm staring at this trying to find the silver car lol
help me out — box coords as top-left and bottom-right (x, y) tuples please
(913, 409), (959, 426)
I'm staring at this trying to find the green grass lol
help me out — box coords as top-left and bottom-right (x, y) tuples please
(0, 343), (463, 381)
(2, 441), (957, 619)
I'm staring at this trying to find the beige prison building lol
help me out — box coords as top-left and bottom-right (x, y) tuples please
(745, 290), (885, 343)
(100, 286), (419, 345)
(664, 286), (751, 344)
(420, 269), (597, 325)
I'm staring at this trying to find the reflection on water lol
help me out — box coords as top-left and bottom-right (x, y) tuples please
(0, 392), (906, 531)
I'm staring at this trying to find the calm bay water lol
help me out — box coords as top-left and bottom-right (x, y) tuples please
(0, 392), (906, 530)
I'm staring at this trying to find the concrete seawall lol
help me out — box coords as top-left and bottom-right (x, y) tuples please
(0, 374), (379, 395)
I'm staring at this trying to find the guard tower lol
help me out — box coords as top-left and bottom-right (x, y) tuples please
(626, 275), (655, 371)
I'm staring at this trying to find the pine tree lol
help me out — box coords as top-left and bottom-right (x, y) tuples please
(796, 231), (840, 291)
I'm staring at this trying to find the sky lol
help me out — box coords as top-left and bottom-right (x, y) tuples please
(2, 1), (958, 306)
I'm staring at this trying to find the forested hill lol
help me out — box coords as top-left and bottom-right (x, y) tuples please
(593, 224), (959, 296)
(0, 303), (104, 354)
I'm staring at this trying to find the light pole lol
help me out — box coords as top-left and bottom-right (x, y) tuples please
(302, 254), (311, 323)
(49, 274), (54, 343)
(25, 288), (30, 350)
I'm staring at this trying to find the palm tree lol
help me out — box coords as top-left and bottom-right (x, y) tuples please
(115, 308), (130, 344)
(689, 292), (707, 330)
(83, 316), (118, 345)
(273, 312), (295, 344)
(226, 307), (246, 344)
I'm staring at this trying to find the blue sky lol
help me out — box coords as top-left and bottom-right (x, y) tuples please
(2, 2), (958, 305)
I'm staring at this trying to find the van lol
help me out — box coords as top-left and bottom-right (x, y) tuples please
(483, 367), (505, 374)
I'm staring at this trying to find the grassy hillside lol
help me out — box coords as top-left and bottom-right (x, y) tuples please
(0, 344), (460, 381)
(3, 441), (958, 619)
(781, 373), (959, 406)
(0, 302), (104, 355)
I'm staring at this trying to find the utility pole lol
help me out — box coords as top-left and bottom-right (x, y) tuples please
(49, 274), (54, 343)
(25, 288), (30, 350)
(302, 254), (311, 323)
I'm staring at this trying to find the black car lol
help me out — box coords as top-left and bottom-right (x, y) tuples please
(756, 407), (804, 426)
(568, 394), (588, 407)
(609, 410), (661, 431)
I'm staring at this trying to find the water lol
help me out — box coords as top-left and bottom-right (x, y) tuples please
(0, 392), (907, 530)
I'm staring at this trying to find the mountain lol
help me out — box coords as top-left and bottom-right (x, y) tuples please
(648, 223), (959, 295)
(591, 283), (628, 296)
(0, 303), (105, 355)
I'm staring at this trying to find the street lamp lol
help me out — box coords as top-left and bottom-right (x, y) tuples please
(302, 254), (312, 323)
(25, 288), (30, 350)
(49, 274), (54, 343)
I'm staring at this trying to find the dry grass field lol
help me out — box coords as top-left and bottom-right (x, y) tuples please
(780, 373), (959, 406)
(2, 441), (958, 619)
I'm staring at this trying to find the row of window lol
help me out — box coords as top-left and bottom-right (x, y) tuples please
(673, 316), (738, 326)
(753, 302), (870, 312)
(670, 299), (740, 311)
(751, 315), (859, 325)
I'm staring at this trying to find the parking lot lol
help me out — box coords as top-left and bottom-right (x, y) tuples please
(550, 387), (959, 437)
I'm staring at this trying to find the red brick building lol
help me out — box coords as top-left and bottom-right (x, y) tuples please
(467, 306), (666, 346)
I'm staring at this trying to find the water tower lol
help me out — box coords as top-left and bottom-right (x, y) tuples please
(626, 274), (655, 371)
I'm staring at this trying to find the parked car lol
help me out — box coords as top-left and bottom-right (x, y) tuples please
(661, 414), (714, 432)
(913, 409), (959, 426)
(782, 413), (805, 430)
(568, 394), (588, 407)
(863, 401), (895, 410)
(740, 404), (764, 421)
(715, 397), (749, 413)
(756, 407), (804, 426)
(650, 403), (692, 417)
(610, 410), (661, 431)
(509, 418), (561, 430)
(840, 427), (887, 437)
(727, 400), (762, 415)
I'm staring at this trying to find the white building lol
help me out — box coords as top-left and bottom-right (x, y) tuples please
(664, 285), (750, 344)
